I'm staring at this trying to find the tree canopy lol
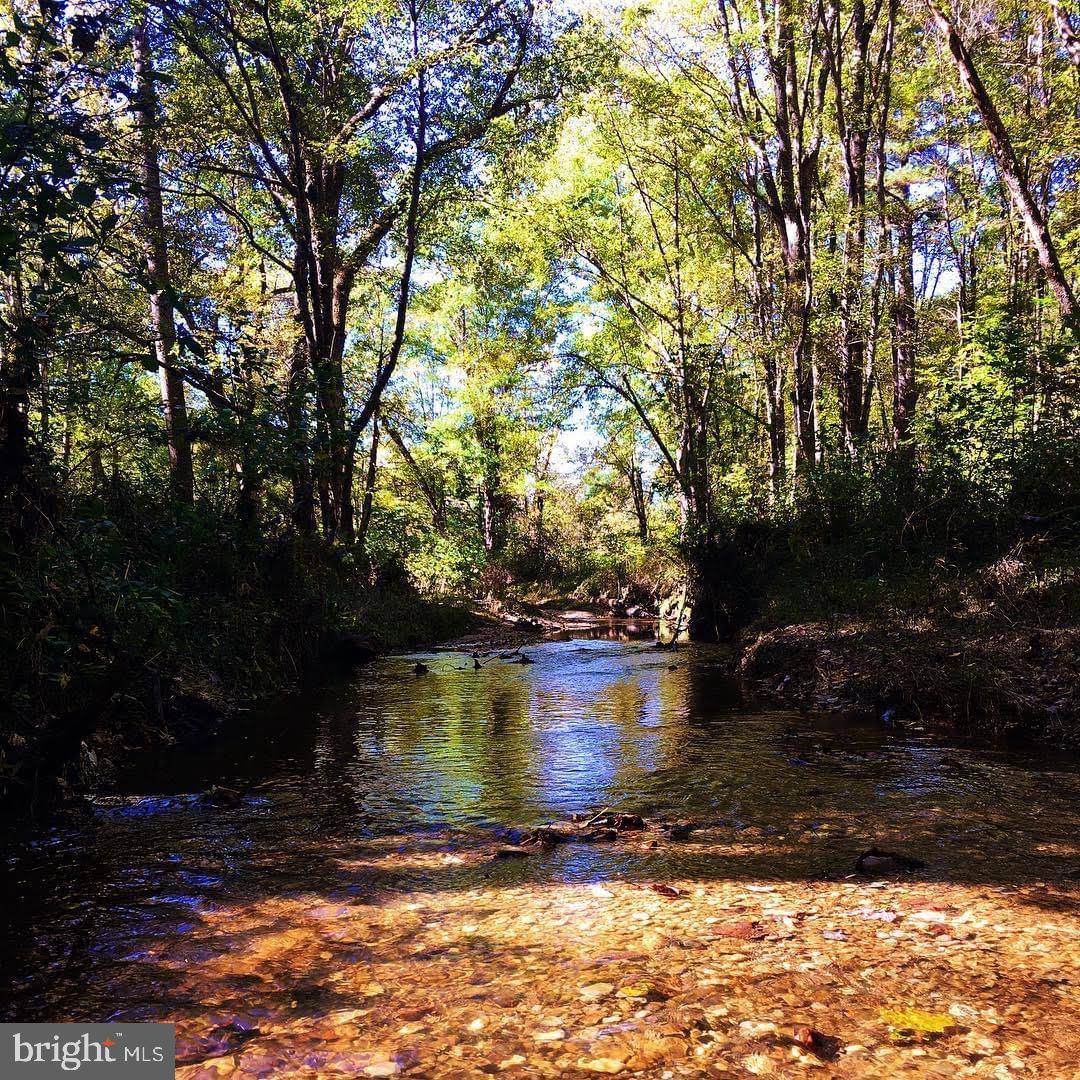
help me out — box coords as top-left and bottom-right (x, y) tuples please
(1, 0), (1076, 606)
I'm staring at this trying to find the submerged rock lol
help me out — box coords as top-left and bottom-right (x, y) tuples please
(492, 846), (532, 860)
(855, 847), (926, 875)
(579, 828), (619, 842)
(530, 826), (573, 846)
(205, 785), (243, 808)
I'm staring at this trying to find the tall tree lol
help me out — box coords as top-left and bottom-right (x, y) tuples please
(824, 0), (895, 452)
(716, 0), (829, 471)
(132, 4), (195, 503)
(165, 0), (547, 538)
(927, 0), (1077, 325)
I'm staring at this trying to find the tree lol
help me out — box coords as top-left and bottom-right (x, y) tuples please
(0, 3), (112, 522)
(927, 0), (1077, 325)
(163, 0), (552, 539)
(715, 0), (828, 472)
(131, 3), (194, 503)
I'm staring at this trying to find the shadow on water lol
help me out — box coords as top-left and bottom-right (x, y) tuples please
(2, 633), (1079, 1021)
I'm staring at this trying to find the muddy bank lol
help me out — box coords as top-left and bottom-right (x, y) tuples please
(440, 597), (659, 653)
(738, 617), (1080, 747)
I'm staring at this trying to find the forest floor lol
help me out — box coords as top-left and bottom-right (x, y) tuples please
(163, 830), (1080, 1079)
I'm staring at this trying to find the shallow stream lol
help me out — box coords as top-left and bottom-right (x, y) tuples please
(3, 629), (1079, 1029)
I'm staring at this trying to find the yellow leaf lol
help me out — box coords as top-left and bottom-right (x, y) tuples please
(577, 1057), (625, 1074)
(879, 1008), (956, 1041)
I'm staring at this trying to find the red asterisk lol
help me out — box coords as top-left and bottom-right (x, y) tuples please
(103, 1039), (114, 1047)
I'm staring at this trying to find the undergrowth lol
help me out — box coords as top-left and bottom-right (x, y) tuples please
(0, 491), (469, 816)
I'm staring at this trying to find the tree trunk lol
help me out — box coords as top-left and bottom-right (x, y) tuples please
(629, 461), (648, 542)
(751, 195), (787, 496)
(286, 333), (316, 534)
(61, 354), (74, 471)
(236, 455), (261, 529)
(132, 9), (195, 504)
(385, 420), (446, 531)
(772, 10), (821, 474)
(717, 0), (823, 474)
(0, 334), (33, 513)
(784, 249), (817, 472)
(928, 1), (1078, 324)
(356, 413), (380, 553)
(891, 186), (917, 446)
(828, 0), (886, 453)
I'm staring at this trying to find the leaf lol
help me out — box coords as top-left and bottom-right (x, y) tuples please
(879, 1008), (958, 1041)
(616, 982), (667, 1001)
(579, 981), (614, 1001)
(577, 1058), (625, 1074)
(713, 920), (763, 940)
(77, 131), (108, 151)
(72, 182), (97, 207)
(649, 883), (680, 898)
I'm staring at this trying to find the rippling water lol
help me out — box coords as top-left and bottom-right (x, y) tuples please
(2, 631), (1079, 1021)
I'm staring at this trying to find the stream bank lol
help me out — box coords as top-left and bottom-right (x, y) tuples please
(673, 530), (1080, 748)
(737, 616), (1080, 748)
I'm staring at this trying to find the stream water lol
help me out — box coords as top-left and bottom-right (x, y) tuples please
(3, 628), (1079, 1028)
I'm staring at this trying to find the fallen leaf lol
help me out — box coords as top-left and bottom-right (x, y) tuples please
(363, 1064), (400, 1078)
(713, 921), (763, 940)
(855, 908), (898, 922)
(879, 1007), (960, 1042)
(650, 884), (681, 898)
(577, 1057), (626, 1074)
